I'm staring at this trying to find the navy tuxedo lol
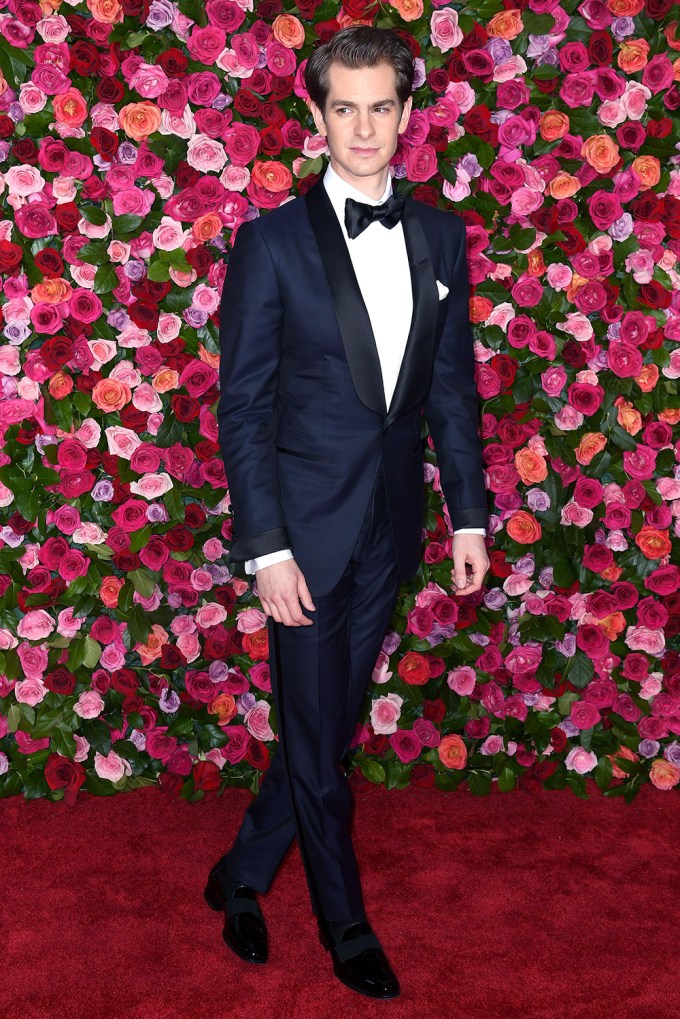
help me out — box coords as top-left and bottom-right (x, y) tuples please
(217, 174), (488, 923)
(217, 177), (487, 597)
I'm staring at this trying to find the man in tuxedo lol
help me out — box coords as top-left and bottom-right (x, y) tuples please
(208, 26), (489, 999)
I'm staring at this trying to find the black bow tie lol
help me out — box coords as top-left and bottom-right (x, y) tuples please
(344, 193), (405, 240)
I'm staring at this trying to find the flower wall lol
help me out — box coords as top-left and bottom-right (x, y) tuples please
(0, 0), (679, 805)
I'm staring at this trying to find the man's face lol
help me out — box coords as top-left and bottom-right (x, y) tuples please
(309, 61), (412, 193)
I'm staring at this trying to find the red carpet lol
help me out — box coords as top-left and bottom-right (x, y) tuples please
(2, 780), (678, 1019)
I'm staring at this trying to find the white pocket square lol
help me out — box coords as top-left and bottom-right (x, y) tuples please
(436, 279), (449, 301)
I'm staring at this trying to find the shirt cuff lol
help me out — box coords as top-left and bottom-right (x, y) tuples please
(453, 528), (486, 535)
(244, 548), (294, 574)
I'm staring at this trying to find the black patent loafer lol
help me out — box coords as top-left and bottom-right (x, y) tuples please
(204, 861), (268, 965)
(319, 921), (400, 999)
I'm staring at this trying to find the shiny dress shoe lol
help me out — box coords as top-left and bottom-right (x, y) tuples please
(204, 861), (268, 964)
(319, 920), (400, 999)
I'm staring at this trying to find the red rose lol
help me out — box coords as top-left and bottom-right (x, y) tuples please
(159, 772), (184, 797)
(12, 138), (38, 164)
(111, 669), (140, 695)
(34, 247), (64, 278)
(0, 240), (24, 274)
(44, 754), (86, 805)
(157, 47), (188, 76)
(193, 760), (222, 790)
(246, 741), (270, 770)
(91, 127), (119, 161)
(54, 202), (81, 233)
(70, 39), (99, 75)
(44, 668), (77, 695)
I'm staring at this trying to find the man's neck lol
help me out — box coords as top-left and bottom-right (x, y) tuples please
(328, 159), (390, 202)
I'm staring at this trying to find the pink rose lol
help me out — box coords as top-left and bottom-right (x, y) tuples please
(430, 8), (463, 51)
(249, 662), (271, 692)
(447, 665), (477, 696)
(564, 747), (597, 774)
(244, 701), (275, 741)
(389, 730), (423, 764)
(404, 144), (438, 183)
(624, 626), (665, 656)
(196, 603), (228, 629)
(569, 700), (601, 730)
(236, 607), (267, 634)
(73, 690), (105, 719)
(221, 725), (250, 764)
(94, 750), (129, 783)
(129, 472), (174, 500)
(17, 608), (55, 640)
(145, 727), (178, 762)
(14, 676), (48, 706)
(370, 693), (403, 735)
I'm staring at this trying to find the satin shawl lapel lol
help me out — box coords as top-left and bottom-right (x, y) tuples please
(305, 179), (439, 423)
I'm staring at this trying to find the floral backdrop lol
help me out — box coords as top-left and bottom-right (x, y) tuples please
(0, 0), (679, 807)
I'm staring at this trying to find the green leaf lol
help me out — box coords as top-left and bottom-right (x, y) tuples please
(30, 707), (64, 739)
(7, 702), (21, 733)
(147, 261), (171, 282)
(94, 262), (119, 295)
(76, 241), (110, 265)
(497, 767), (516, 792)
(80, 205), (108, 226)
(127, 604), (152, 645)
(80, 720), (112, 755)
(298, 156), (323, 179)
(51, 724), (77, 758)
(0, 44), (33, 90)
(593, 755), (613, 790)
(129, 568), (157, 599)
(563, 652), (594, 689)
(83, 637), (102, 670)
(358, 758), (385, 785)
(114, 214), (145, 234)
(467, 771), (493, 796)
(85, 773), (120, 796)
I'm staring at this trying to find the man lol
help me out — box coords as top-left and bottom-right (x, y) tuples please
(208, 26), (489, 999)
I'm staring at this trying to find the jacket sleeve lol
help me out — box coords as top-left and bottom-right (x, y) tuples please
(217, 219), (291, 563)
(423, 215), (488, 532)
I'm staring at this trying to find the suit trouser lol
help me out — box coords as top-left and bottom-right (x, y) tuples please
(224, 464), (402, 922)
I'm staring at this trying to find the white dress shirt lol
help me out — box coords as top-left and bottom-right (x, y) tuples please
(244, 163), (484, 575)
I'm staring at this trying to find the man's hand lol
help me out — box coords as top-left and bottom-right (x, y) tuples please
(452, 533), (489, 596)
(255, 559), (316, 627)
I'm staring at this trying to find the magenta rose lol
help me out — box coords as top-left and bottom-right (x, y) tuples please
(389, 730), (423, 764)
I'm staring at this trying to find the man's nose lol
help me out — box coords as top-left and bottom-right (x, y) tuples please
(354, 111), (374, 138)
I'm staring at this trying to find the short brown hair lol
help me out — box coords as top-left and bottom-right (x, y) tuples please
(305, 26), (415, 114)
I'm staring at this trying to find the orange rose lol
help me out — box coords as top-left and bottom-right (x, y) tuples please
(119, 102), (162, 141)
(390, 0), (423, 20)
(438, 733), (467, 770)
(152, 368), (180, 393)
(87, 0), (123, 22)
(581, 134), (620, 174)
(615, 397), (642, 434)
(192, 213), (223, 243)
(48, 370), (73, 400)
(526, 249), (546, 277)
(576, 431), (607, 465)
(649, 759), (680, 790)
(209, 693), (237, 725)
(92, 377), (132, 412)
(198, 344), (220, 369)
(242, 627), (269, 661)
(601, 564), (623, 582)
(31, 278), (72, 304)
(540, 111), (570, 143)
(608, 0), (645, 15)
(397, 651), (431, 686)
(506, 510), (541, 545)
(609, 744), (639, 780)
(631, 155), (660, 190)
(470, 294), (493, 323)
(100, 575), (124, 608)
(596, 611), (626, 641)
(659, 408), (680, 425)
(136, 624), (169, 665)
(617, 38), (650, 74)
(272, 13), (306, 48)
(514, 448), (548, 485)
(636, 363), (659, 393)
(635, 527), (672, 560)
(548, 171), (580, 199)
(487, 9), (523, 38)
(53, 88), (88, 127)
(664, 22), (680, 51)
(251, 160), (293, 193)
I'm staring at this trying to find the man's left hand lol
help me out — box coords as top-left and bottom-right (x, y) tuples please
(452, 533), (489, 596)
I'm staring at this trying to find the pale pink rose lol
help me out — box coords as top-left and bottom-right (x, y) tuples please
(554, 405), (584, 431)
(75, 418), (101, 448)
(94, 750), (130, 783)
(169, 266), (197, 288)
(204, 748), (226, 769)
(109, 362), (141, 387)
(17, 378), (41, 400)
(447, 665), (476, 696)
(503, 573), (533, 597)
(244, 701), (275, 741)
(52, 177), (77, 203)
(598, 99), (625, 129)
(15, 677), (48, 706)
(624, 626), (665, 656)
(3, 296), (32, 323)
(620, 82), (650, 120)
(17, 643), (48, 678)
(0, 752), (9, 775)
(0, 347), (21, 375)
(73, 733), (91, 762)
(17, 608), (55, 640)
(370, 693), (403, 735)
(220, 165), (250, 191)
(56, 606), (85, 638)
(557, 311), (593, 342)
(565, 747), (598, 774)
(196, 603), (228, 628)
(639, 676), (663, 700)
(73, 523), (107, 545)
(73, 690), (105, 719)
(430, 8), (463, 51)
(88, 339), (117, 369)
(0, 482), (13, 508)
(132, 384), (162, 414)
(78, 214), (112, 239)
(176, 632), (201, 662)
(105, 425), (142, 459)
(372, 651), (393, 685)
(129, 62), (170, 99)
(151, 175), (174, 199)
(5, 166), (46, 197)
(70, 263), (97, 289)
(236, 607), (267, 633)
(302, 133), (330, 158)
(657, 478), (680, 500)
(157, 313), (182, 342)
(129, 472), (173, 499)
(561, 501), (594, 527)
(152, 216), (188, 251)
(106, 240), (130, 264)
(0, 628), (18, 651)
(480, 734), (504, 755)
(19, 83), (48, 114)
(190, 568), (213, 592)
(192, 284), (220, 314)
(117, 323), (152, 348)
(159, 106), (196, 139)
(202, 537), (225, 562)
(186, 135), (228, 173)
(662, 349), (680, 380)
(36, 14), (70, 42)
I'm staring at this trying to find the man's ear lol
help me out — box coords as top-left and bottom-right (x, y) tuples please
(398, 96), (413, 135)
(307, 99), (327, 138)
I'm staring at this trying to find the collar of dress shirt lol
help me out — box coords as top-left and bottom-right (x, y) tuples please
(323, 162), (393, 236)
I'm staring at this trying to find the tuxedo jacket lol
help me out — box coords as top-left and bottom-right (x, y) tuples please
(217, 176), (488, 597)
